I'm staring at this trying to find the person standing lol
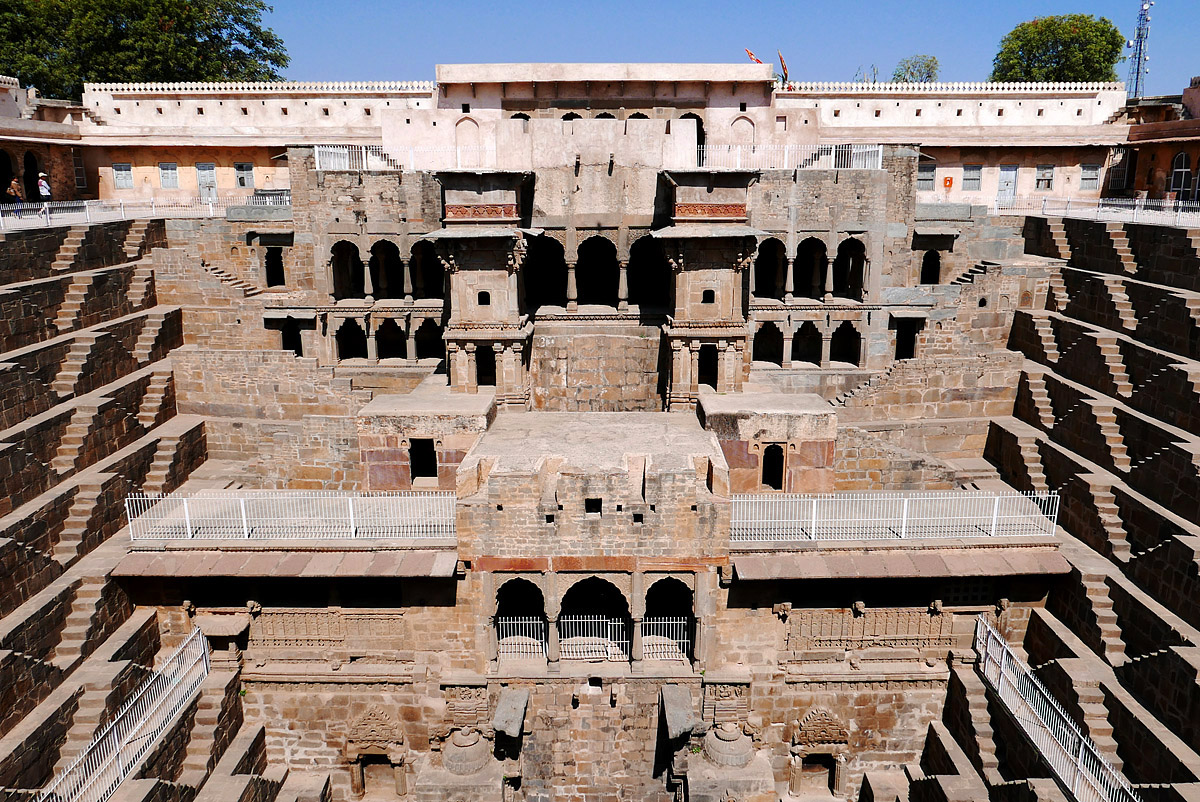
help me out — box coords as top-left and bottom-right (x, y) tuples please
(37, 172), (51, 204)
(4, 176), (20, 204)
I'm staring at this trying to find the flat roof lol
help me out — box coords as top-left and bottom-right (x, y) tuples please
(698, 391), (832, 417)
(436, 63), (776, 85)
(466, 411), (723, 473)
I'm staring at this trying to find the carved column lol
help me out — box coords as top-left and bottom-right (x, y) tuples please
(363, 257), (374, 303)
(494, 342), (507, 399)
(824, 256), (834, 300)
(509, 270), (520, 316)
(349, 762), (365, 798)
(366, 316), (378, 362)
(821, 335), (832, 368)
(734, 340), (746, 390)
(631, 572), (645, 672)
(668, 341), (685, 409)
(618, 260), (629, 311)
(546, 576), (561, 672)
(784, 257), (795, 302)
(486, 614), (498, 664)
(402, 258), (413, 303)
(716, 340), (728, 392)
(465, 343), (478, 394)
(782, 324), (794, 369)
(566, 261), (578, 311)
(406, 319), (418, 364)
(689, 344), (700, 402)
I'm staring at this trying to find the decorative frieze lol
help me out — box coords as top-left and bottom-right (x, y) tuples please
(249, 608), (406, 650)
(785, 608), (956, 652)
(702, 682), (750, 726)
(444, 203), (519, 220)
(673, 203), (748, 219)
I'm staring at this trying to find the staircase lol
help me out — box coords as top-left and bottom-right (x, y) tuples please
(128, 263), (156, 308)
(951, 263), (989, 285)
(951, 665), (1003, 785)
(52, 227), (89, 271)
(1017, 432), (1050, 494)
(52, 333), (103, 398)
(50, 402), (101, 475)
(1047, 271), (1069, 312)
(53, 479), (105, 566)
(1030, 315), (1060, 363)
(1089, 483), (1132, 562)
(1080, 575), (1128, 668)
(133, 311), (169, 364)
(179, 672), (239, 780)
(143, 433), (185, 495)
(1088, 402), (1131, 473)
(1106, 224), (1137, 275)
(1047, 218), (1071, 261)
(137, 369), (173, 429)
(1100, 277), (1138, 331)
(1074, 678), (1124, 768)
(122, 221), (151, 260)
(1093, 334), (1133, 397)
(53, 273), (95, 333)
(1023, 373), (1056, 429)
(202, 262), (262, 298)
(48, 577), (105, 670)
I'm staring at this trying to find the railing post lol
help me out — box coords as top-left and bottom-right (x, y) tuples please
(183, 498), (192, 538)
(900, 497), (909, 538)
(120, 200), (125, 220)
(347, 496), (356, 537)
(240, 498), (249, 538)
(810, 497), (818, 539)
(990, 495), (1001, 537)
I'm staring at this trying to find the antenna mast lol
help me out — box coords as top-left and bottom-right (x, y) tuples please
(1126, 1), (1153, 99)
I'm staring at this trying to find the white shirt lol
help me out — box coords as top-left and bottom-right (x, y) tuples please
(38, 179), (51, 198)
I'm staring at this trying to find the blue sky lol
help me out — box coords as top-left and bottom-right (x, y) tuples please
(264, 0), (1197, 95)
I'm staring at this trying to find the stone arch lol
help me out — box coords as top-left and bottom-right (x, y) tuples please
(495, 577), (547, 660)
(475, 344), (496, 387)
(409, 241), (444, 300)
(796, 237), (828, 300)
(832, 237), (866, 301)
(455, 116), (480, 148)
(792, 321), (821, 365)
(730, 116), (755, 144)
(559, 577), (632, 661)
(496, 576), (546, 618)
(762, 443), (785, 490)
(1171, 151), (1193, 198)
(330, 240), (364, 300)
(595, 112), (616, 119)
(510, 112), (530, 120)
(522, 234), (568, 311)
(628, 112), (649, 120)
(920, 250), (941, 285)
(376, 318), (406, 360)
(334, 318), (368, 361)
(829, 321), (861, 367)
(643, 576), (694, 662)
(753, 321), (784, 366)
(560, 576), (631, 618)
(628, 235), (672, 311)
(753, 238), (785, 300)
(680, 112), (706, 165)
(576, 235), (619, 307)
(697, 344), (719, 390)
(22, 151), (40, 200)
(562, 112), (581, 121)
(0, 150), (13, 199)
(369, 240), (404, 300)
(645, 576), (693, 617)
(345, 706), (408, 798)
(413, 318), (445, 361)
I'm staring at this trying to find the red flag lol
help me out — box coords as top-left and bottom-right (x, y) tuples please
(778, 50), (789, 82)
(745, 48), (763, 64)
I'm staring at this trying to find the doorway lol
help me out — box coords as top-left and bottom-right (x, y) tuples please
(196, 163), (217, 201)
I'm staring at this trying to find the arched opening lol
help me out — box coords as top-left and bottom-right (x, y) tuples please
(409, 241), (444, 301)
(791, 321), (821, 365)
(475, 344), (496, 387)
(753, 238), (785, 300)
(559, 577), (632, 662)
(753, 322), (784, 366)
(279, 317), (302, 357)
(643, 578), (694, 662)
(562, 112), (581, 121)
(762, 443), (785, 490)
(628, 112), (649, 120)
(376, 319), (407, 360)
(829, 321), (861, 367)
(680, 113), (705, 166)
(22, 151), (40, 201)
(627, 236), (672, 311)
(702, 289), (715, 304)
(1170, 152), (1193, 200)
(0, 151), (14, 201)
(413, 318), (445, 361)
(369, 241), (404, 300)
(264, 247), (285, 287)
(496, 578), (547, 660)
(730, 116), (755, 144)
(522, 235), (568, 311)
(334, 318), (368, 361)
(595, 112), (616, 119)
(576, 236), (619, 307)
(697, 344), (718, 390)
(796, 238), (828, 300)
(920, 250), (941, 285)
(832, 238), (866, 301)
(330, 241), (364, 300)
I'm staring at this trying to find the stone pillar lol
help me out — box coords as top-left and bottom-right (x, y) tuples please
(486, 615), (498, 664)
(824, 256), (834, 300)
(631, 572), (645, 671)
(618, 260), (629, 311)
(402, 258), (413, 303)
(366, 317), (378, 362)
(835, 753), (847, 796)
(631, 617), (644, 672)
(668, 341), (684, 409)
(784, 257), (795, 302)
(734, 341), (745, 390)
(509, 270), (520, 316)
(716, 340), (728, 392)
(821, 335), (832, 368)
(349, 761), (365, 798)
(464, 343), (478, 394)
(406, 321), (418, 364)
(689, 344), (700, 401)
(546, 616), (560, 671)
(566, 261), (578, 311)
(782, 324), (793, 369)
(748, 261), (756, 295)
(363, 257), (374, 303)
(512, 342), (526, 402)
(494, 342), (507, 398)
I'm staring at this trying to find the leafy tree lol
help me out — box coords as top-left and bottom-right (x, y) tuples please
(990, 14), (1124, 82)
(0, 0), (289, 99)
(892, 55), (939, 83)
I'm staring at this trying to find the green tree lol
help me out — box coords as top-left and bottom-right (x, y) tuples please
(0, 0), (289, 99)
(892, 55), (939, 83)
(990, 14), (1124, 82)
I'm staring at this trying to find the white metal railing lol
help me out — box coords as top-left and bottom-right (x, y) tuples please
(85, 80), (435, 94)
(38, 628), (210, 802)
(730, 490), (1059, 542)
(496, 616), (547, 659)
(776, 81), (1124, 94)
(696, 143), (883, 170)
(125, 490), (456, 539)
(0, 194), (287, 232)
(1028, 196), (1200, 228)
(558, 615), (630, 661)
(974, 617), (1141, 802)
(313, 144), (496, 171)
(641, 617), (691, 662)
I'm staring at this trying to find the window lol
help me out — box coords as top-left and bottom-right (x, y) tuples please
(874, 109), (881, 118)
(585, 498), (602, 515)
(1108, 148), (1134, 190)
(241, 107), (248, 115)
(997, 108), (1004, 117)
(158, 162), (178, 189)
(322, 107), (329, 116)
(701, 289), (715, 304)
(833, 109), (840, 117)
(1080, 164), (1101, 191)
(281, 107), (288, 116)
(962, 164), (982, 192)
(1170, 153), (1193, 198)
(956, 109), (962, 117)
(477, 291), (491, 306)
(461, 103), (470, 113)
(196, 107), (204, 115)
(71, 149), (87, 189)
(112, 163), (133, 189)
(364, 108), (371, 116)
(1037, 108), (1044, 117)
(917, 163), (936, 192)
(409, 439), (437, 480)
(739, 102), (746, 112)
(1035, 165), (1054, 191)
(915, 108), (922, 117)
(235, 163), (254, 189)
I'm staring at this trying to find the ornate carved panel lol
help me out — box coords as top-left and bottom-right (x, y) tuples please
(792, 708), (849, 748)
(445, 685), (490, 729)
(785, 608), (955, 652)
(250, 608), (406, 651)
(346, 706), (406, 760)
(444, 203), (519, 220)
(702, 683), (750, 726)
(674, 203), (748, 219)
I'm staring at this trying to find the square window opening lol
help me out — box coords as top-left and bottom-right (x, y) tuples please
(409, 438), (437, 479)
(585, 498), (602, 515)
